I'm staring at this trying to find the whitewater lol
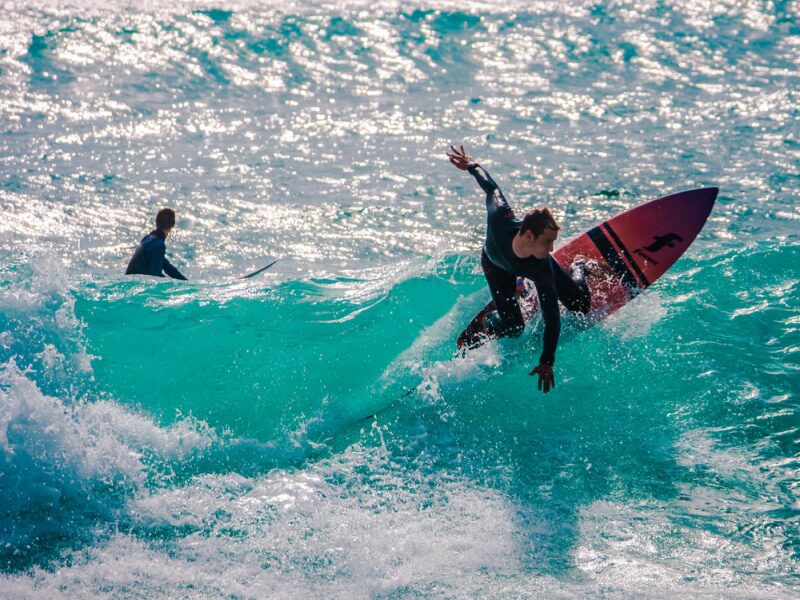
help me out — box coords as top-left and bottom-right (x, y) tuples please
(1, 1), (798, 597)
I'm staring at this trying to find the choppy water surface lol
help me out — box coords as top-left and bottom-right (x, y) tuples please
(1, 0), (799, 597)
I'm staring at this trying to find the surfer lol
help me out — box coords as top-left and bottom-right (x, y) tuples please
(447, 145), (590, 393)
(125, 208), (188, 280)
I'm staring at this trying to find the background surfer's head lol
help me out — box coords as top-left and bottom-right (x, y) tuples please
(520, 207), (560, 259)
(155, 208), (176, 234)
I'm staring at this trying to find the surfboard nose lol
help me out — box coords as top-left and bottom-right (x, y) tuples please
(694, 186), (718, 218)
(700, 186), (719, 203)
(677, 186), (717, 221)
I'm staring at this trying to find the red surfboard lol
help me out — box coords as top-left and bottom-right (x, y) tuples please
(457, 187), (718, 349)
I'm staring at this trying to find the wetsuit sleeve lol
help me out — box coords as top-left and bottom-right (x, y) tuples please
(163, 258), (187, 281)
(148, 240), (166, 277)
(467, 164), (512, 215)
(530, 262), (561, 366)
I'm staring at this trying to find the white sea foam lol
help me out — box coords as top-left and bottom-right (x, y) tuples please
(5, 451), (795, 598)
(0, 253), (95, 381)
(4, 447), (527, 598)
(0, 362), (219, 558)
(574, 499), (794, 598)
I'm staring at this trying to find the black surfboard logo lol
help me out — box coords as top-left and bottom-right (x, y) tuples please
(633, 233), (684, 267)
(643, 233), (684, 252)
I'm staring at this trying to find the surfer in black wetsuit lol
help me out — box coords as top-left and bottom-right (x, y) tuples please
(125, 208), (187, 280)
(448, 145), (590, 393)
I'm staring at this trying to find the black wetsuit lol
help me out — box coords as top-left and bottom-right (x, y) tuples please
(125, 229), (187, 280)
(469, 164), (589, 366)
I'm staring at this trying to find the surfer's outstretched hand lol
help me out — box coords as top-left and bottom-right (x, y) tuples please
(531, 363), (555, 393)
(447, 145), (474, 170)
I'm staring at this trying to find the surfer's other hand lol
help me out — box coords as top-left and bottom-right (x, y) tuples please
(447, 144), (475, 170)
(530, 363), (555, 393)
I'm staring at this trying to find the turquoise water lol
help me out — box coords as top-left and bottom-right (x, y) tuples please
(1, 1), (799, 597)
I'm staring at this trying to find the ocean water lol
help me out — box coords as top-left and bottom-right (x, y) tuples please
(1, 0), (799, 597)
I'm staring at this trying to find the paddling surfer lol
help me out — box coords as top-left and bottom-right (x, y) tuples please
(447, 145), (590, 393)
(125, 208), (188, 280)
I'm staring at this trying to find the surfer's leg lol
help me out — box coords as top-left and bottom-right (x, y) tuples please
(552, 257), (590, 314)
(481, 250), (524, 337)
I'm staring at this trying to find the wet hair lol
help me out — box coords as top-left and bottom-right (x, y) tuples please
(155, 208), (176, 231)
(520, 207), (560, 237)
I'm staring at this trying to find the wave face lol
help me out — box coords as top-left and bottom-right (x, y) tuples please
(1, 1), (799, 597)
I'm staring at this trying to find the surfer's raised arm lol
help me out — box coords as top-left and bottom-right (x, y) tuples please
(447, 145), (511, 213)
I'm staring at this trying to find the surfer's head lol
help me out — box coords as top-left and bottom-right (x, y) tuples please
(520, 207), (560, 259)
(155, 208), (176, 236)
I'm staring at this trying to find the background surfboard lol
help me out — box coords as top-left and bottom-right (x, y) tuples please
(240, 259), (278, 279)
(457, 187), (719, 349)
